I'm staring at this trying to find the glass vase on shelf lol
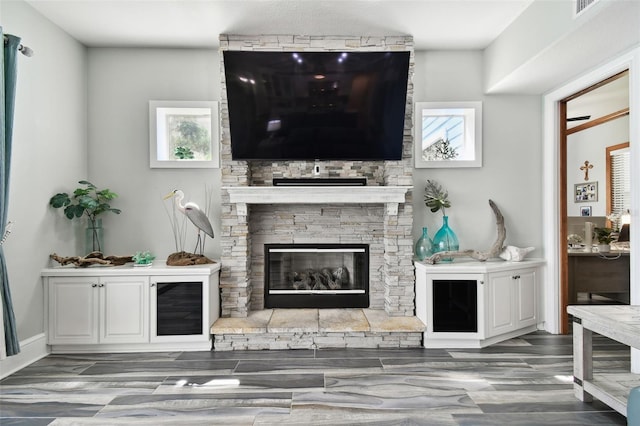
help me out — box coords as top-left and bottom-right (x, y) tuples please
(414, 227), (433, 261)
(85, 218), (104, 254)
(433, 216), (459, 262)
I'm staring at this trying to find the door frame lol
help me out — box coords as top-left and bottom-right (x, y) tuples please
(542, 47), (640, 336)
(558, 71), (629, 334)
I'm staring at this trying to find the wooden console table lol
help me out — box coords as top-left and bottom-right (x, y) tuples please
(568, 251), (630, 304)
(568, 305), (640, 416)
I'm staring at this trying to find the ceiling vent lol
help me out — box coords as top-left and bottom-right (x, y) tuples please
(574, 0), (599, 17)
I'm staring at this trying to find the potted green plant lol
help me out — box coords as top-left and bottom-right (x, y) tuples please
(594, 227), (614, 253)
(49, 180), (121, 253)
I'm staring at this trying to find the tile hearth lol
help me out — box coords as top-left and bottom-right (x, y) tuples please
(211, 309), (425, 351)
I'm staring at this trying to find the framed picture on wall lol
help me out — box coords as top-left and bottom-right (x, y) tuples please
(149, 100), (219, 168)
(574, 181), (598, 203)
(414, 101), (482, 168)
(580, 206), (592, 217)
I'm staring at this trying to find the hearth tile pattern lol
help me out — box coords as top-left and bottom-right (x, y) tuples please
(364, 308), (428, 332)
(212, 308), (425, 335)
(0, 332), (630, 424)
(319, 309), (370, 332)
(269, 309), (319, 333)
(212, 309), (273, 334)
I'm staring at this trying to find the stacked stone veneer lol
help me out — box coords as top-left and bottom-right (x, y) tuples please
(215, 331), (422, 351)
(219, 35), (415, 324)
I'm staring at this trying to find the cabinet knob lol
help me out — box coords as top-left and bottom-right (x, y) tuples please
(150, 283), (156, 287)
(91, 283), (98, 288)
(98, 284), (105, 287)
(512, 275), (520, 280)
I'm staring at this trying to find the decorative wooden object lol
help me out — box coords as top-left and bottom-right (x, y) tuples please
(166, 251), (215, 266)
(424, 199), (506, 264)
(50, 252), (133, 267)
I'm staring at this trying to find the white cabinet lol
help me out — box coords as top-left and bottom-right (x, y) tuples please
(43, 262), (220, 353)
(48, 276), (149, 345)
(415, 259), (544, 348)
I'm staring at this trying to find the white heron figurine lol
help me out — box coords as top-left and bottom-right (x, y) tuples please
(164, 189), (214, 255)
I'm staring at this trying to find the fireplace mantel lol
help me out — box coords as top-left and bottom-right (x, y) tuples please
(223, 186), (412, 216)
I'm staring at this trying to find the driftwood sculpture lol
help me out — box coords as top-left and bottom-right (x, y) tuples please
(166, 251), (215, 266)
(424, 199), (506, 264)
(50, 252), (133, 267)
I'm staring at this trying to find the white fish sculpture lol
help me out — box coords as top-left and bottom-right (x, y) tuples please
(499, 246), (535, 262)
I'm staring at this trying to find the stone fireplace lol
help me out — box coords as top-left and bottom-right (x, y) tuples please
(212, 34), (422, 350)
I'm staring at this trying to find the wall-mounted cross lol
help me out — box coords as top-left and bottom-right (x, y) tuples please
(580, 160), (593, 181)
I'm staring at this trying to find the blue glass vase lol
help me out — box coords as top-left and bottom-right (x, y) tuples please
(433, 216), (459, 262)
(414, 227), (433, 261)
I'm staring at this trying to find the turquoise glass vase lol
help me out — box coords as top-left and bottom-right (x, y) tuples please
(433, 216), (459, 262)
(414, 227), (433, 261)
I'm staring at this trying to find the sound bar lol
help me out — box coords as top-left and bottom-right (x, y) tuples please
(273, 178), (367, 187)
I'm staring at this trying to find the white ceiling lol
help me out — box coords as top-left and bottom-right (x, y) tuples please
(24, 0), (535, 50)
(567, 73), (629, 129)
(19, 0), (638, 101)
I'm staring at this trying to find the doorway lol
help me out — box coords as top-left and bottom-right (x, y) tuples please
(558, 70), (630, 333)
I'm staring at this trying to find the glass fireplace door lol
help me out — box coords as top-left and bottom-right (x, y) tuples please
(265, 243), (369, 308)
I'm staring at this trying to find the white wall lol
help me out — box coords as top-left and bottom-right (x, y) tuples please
(412, 51), (543, 256)
(485, 0), (574, 91)
(87, 48), (222, 260)
(1, 0), (87, 341)
(566, 116), (629, 217)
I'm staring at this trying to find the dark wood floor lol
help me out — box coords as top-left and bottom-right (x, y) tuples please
(0, 332), (630, 425)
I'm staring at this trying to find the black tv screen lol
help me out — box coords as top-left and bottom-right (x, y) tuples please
(223, 50), (410, 161)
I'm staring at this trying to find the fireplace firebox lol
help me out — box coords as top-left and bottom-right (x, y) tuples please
(264, 244), (369, 308)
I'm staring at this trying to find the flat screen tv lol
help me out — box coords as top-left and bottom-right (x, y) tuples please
(223, 50), (410, 161)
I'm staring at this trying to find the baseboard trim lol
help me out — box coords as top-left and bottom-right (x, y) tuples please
(0, 333), (49, 379)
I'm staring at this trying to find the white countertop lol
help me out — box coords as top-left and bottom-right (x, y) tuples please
(42, 260), (220, 277)
(414, 258), (546, 273)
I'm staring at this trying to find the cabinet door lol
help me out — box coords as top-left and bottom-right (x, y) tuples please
(99, 276), (149, 344)
(516, 268), (537, 327)
(487, 272), (515, 337)
(48, 277), (99, 344)
(423, 272), (484, 338)
(150, 277), (205, 343)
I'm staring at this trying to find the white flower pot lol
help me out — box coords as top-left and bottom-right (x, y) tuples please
(597, 244), (610, 253)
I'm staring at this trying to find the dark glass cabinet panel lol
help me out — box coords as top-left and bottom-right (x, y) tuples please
(432, 279), (477, 333)
(156, 282), (203, 336)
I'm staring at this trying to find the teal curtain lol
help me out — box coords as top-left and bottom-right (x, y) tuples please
(1, 28), (21, 356)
